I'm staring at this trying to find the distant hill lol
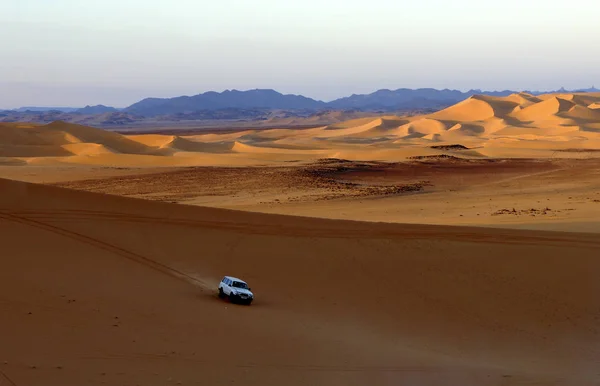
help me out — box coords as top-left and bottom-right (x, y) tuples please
(13, 106), (80, 113)
(326, 87), (600, 110)
(6, 106), (119, 114)
(0, 110), (79, 124)
(76, 105), (119, 114)
(572, 86), (600, 93)
(126, 89), (326, 116)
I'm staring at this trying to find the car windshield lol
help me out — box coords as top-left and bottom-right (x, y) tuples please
(232, 281), (248, 289)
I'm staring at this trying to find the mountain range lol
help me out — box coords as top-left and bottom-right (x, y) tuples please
(126, 89), (324, 115)
(2, 87), (598, 125)
(117, 86), (600, 115)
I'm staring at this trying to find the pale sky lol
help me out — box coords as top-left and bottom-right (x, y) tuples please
(2, 0), (599, 108)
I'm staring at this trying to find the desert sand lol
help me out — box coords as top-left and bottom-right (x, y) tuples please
(2, 177), (600, 386)
(2, 93), (600, 385)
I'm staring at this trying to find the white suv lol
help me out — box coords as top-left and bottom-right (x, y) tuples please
(218, 276), (254, 305)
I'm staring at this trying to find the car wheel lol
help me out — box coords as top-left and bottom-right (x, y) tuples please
(218, 288), (225, 298)
(229, 293), (236, 303)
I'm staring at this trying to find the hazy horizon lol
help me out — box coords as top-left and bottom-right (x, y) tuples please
(2, 0), (599, 109)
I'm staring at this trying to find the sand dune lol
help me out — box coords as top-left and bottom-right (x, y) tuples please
(340, 117), (410, 138)
(130, 135), (235, 154)
(539, 92), (600, 105)
(1, 177), (600, 385)
(513, 96), (575, 121)
(447, 122), (486, 136)
(1, 92), (600, 167)
(42, 121), (152, 154)
(61, 143), (114, 156)
(190, 130), (256, 142)
(324, 116), (386, 129)
(126, 133), (177, 148)
(403, 118), (448, 135)
(504, 92), (542, 106)
(316, 118), (389, 138)
(428, 95), (519, 122)
(565, 105), (600, 121)
(429, 96), (500, 121)
(231, 141), (328, 155)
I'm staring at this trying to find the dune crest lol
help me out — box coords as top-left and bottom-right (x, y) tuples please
(587, 102), (600, 110)
(429, 96), (499, 121)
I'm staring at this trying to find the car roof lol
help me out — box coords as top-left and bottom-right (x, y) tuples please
(223, 276), (246, 283)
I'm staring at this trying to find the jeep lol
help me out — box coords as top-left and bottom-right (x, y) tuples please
(218, 276), (254, 305)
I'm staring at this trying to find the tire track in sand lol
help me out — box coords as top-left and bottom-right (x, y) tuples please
(0, 212), (212, 291)
(0, 369), (18, 386)
(3, 208), (600, 248)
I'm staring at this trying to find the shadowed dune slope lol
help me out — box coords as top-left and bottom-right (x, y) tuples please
(1, 177), (600, 385)
(565, 105), (600, 121)
(512, 97), (575, 121)
(504, 92), (542, 106)
(41, 121), (152, 154)
(0, 121), (153, 157)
